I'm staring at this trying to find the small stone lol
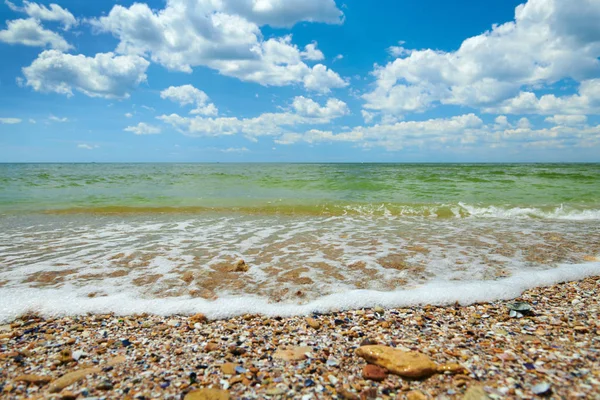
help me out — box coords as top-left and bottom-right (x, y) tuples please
(306, 317), (320, 329)
(184, 388), (230, 400)
(14, 374), (52, 385)
(228, 346), (245, 356)
(59, 348), (73, 364)
(407, 391), (428, 400)
(362, 364), (388, 381)
(233, 259), (249, 272)
(167, 319), (180, 327)
(360, 387), (378, 399)
(327, 375), (338, 385)
(462, 385), (489, 400)
(374, 306), (385, 313)
(356, 345), (438, 379)
(72, 350), (84, 361)
(61, 391), (79, 400)
(190, 313), (207, 323)
(437, 363), (467, 374)
(205, 342), (220, 352)
(265, 387), (286, 396)
(573, 326), (589, 333)
(532, 382), (552, 396)
(96, 381), (113, 390)
(48, 367), (101, 393)
(273, 346), (311, 361)
(221, 363), (238, 375)
(338, 388), (360, 400)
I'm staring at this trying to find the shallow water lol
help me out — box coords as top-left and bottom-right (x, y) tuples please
(1, 163), (599, 321)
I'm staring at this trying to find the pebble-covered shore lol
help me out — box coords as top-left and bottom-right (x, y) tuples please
(1, 277), (599, 399)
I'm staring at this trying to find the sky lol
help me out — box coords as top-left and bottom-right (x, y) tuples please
(1, 0), (600, 162)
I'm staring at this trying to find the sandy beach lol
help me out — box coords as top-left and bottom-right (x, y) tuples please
(1, 276), (598, 399)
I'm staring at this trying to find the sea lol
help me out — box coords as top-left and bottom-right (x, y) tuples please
(1, 163), (599, 322)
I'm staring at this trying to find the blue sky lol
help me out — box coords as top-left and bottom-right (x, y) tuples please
(1, 0), (600, 162)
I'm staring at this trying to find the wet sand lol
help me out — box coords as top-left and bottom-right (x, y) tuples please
(1, 277), (599, 399)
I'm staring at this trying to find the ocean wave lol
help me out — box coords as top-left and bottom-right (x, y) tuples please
(1, 261), (598, 323)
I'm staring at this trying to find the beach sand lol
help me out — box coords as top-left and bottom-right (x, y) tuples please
(1, 277), (599, 399)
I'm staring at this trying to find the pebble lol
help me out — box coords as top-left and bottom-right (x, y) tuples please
(532, 382), (552, 395)
(14, 374), (52, 384)
(184, 388), (230, 400)
(462, 385), (489, 400)
(406, 391), (428, 400)
(96, 381), (113, 390)
(48, 367), (101, 393)
(273, 346), (312, 361)
(362, 364), (388, 381)
(220, 363), (238, 375)
(233, 259), (249, 272)
(356, 345), (438, 379)
(306, 317), (321, 329)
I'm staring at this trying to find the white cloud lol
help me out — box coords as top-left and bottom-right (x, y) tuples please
(277, 113), (485, 148)
(301, 42), (324, 61)
(48, 115), (68, 122)
(125, 112), (133, 118)
(364, 0), (600, 116)
(6, 1), (78, 30)
(291, 96), (349, 119)
(333, 54), (343, 61)
(22, 50), (150, 98)
(125, 122), (161, 135)
(545, 114), (587, 126)
(91, 1), (346, 92)
(158, 95), (349, 138)
(484, 79), (600, 115)
(0, 117), (22, 124)
(221, 147), (249, 153)
(77, 143), (98, 150)
(160, 85), (218, 116)
(274, 113), (600, 151)
(0, 18), (71, 50)
(516, 117), (532, 129)
(387, 41), (411, 57)
(28, 118), (36, 124)
(223, 0), (343, 27)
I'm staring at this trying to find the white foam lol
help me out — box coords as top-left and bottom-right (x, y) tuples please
(1, 261), (598, 323)
(458, 203), (600, 220)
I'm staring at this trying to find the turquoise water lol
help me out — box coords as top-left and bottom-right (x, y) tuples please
(1, 163), (599, 216)
(0, 163), (599, 320)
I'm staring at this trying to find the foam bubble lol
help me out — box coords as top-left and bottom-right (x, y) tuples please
(1, 261), (598, 323)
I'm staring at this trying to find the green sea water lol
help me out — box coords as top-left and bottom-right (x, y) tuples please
(1, 163), (599, 320)
(1, 163), (599, 216)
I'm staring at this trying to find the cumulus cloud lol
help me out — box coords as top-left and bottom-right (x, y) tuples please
(484, 79), (600, 115)
(545, 114), (588, 126)
(300, 42), (324, 61)
(364, 0), (600, 116)
(0, 18), (71, 50)
(22, 50), (150, 98)
(0, 117), (22, 124)
(90, 1), (346, 92)
(6, 1), (78, 29)
(160, 85), (218, 116)
(274, 113), (600, 151)
(158, 96), (349, 138)
(223, 0), (343, 27)
(125, 112), (133, 118)
(124, 122), (161, 135)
